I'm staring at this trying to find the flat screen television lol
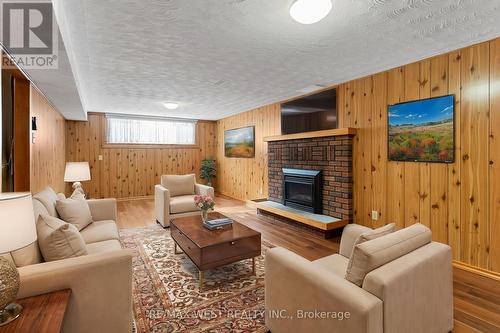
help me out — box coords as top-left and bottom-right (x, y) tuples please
(281, 89), (337, 134)
(388, 94), (455, 163)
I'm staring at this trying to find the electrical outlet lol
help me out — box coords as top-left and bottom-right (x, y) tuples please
(98, 155), (103, 161)
(371, 210), (379, 221)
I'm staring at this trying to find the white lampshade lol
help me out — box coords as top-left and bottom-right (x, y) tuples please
(64, 162), (91, 182)
(0, 193), (37, 253)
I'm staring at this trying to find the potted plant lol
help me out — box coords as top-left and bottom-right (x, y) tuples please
(200, 159), (216, 187)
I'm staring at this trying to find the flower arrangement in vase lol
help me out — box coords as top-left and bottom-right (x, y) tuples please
(194, 195), (215, 222)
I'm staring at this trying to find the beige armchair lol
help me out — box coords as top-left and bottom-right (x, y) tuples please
(265, 223), (453, 333)
(155, 174), (214, 227)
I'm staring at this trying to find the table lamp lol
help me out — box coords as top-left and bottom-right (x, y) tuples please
(0, 193), (37, 326)
(64, 162), (91, 196)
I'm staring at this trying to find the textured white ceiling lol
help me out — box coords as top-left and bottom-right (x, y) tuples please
(22, 35), (86, 121)
(0, 0), (85, 120)
(51, 0), (500, 120)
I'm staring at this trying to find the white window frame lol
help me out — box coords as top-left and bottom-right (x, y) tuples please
(104, 114), (197, 147)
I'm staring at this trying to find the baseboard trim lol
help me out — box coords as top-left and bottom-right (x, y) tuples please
(453, 260), (500, 282)
(116, 195), (154, 202)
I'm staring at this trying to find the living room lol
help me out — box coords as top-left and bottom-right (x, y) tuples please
(1, 1), (500, 332)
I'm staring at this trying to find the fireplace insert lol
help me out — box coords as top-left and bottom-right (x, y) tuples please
(282, 168), (322, 213)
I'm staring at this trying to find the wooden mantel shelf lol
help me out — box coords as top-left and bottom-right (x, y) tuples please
(264, 128), (357, 142)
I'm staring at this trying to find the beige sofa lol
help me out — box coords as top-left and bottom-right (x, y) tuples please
(265, 223), (453, 333)
(155, 174), (214, 227)
(1, 187), (134, 333)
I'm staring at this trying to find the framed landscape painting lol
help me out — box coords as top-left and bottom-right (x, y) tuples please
(388, 95), (455, 163)
(224, 126), (255, 158)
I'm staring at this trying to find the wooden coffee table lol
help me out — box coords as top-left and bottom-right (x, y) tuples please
(170, 212), (261, 289)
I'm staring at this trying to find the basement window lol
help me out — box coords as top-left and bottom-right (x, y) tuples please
(106, 114), (196, 145)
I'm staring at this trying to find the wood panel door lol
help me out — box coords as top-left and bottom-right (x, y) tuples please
(12, 76), (30, 192)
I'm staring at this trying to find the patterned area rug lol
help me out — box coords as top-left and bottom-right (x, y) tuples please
(120, 225), (273, 333)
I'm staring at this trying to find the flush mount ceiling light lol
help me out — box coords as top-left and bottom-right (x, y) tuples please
(163, 102), (179, 110)
(290, 0), (332, 24)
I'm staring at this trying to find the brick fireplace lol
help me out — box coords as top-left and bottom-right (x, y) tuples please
(267, 134), (354, 221)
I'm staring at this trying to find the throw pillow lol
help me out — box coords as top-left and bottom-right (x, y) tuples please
(161, 174), (196, 196)
(345, 223), (432, 286)
(56, 198), (93, 231)
(36, 215), (88, 262)
(32, 187), (59, 217)
(341, 223), (395, 259)
(353, 223), (396, 248)
(344, 223), (395, 283)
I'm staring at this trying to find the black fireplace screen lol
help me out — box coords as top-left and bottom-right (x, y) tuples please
(283, 168), (322, 213)
(285, 180), (313, 204)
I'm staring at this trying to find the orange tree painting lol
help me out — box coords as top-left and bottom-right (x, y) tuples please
(224, 126), (255, 158)
(388, 95), (454, 163)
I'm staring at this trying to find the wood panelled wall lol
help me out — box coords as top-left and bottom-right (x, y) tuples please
(338, 39), (500, 272)
(216, 104), (281, 201)
(216, 38), (500, 272)
(30, 86), (66, 193)
(66, 113), (217, 199)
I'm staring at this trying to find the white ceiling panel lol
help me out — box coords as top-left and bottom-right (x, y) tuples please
(49, 0), (500, 120)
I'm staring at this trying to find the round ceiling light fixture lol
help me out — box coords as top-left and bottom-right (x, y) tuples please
(163, 102), (179, 110)
(289, 0), (332, 24)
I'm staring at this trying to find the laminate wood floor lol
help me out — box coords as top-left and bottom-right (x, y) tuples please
(117, 196), (500, 333)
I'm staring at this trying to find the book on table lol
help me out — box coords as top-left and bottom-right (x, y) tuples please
(205, 218), (233, 226)
(203, 222), (233, 230)
(203, 218), (233, 230)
